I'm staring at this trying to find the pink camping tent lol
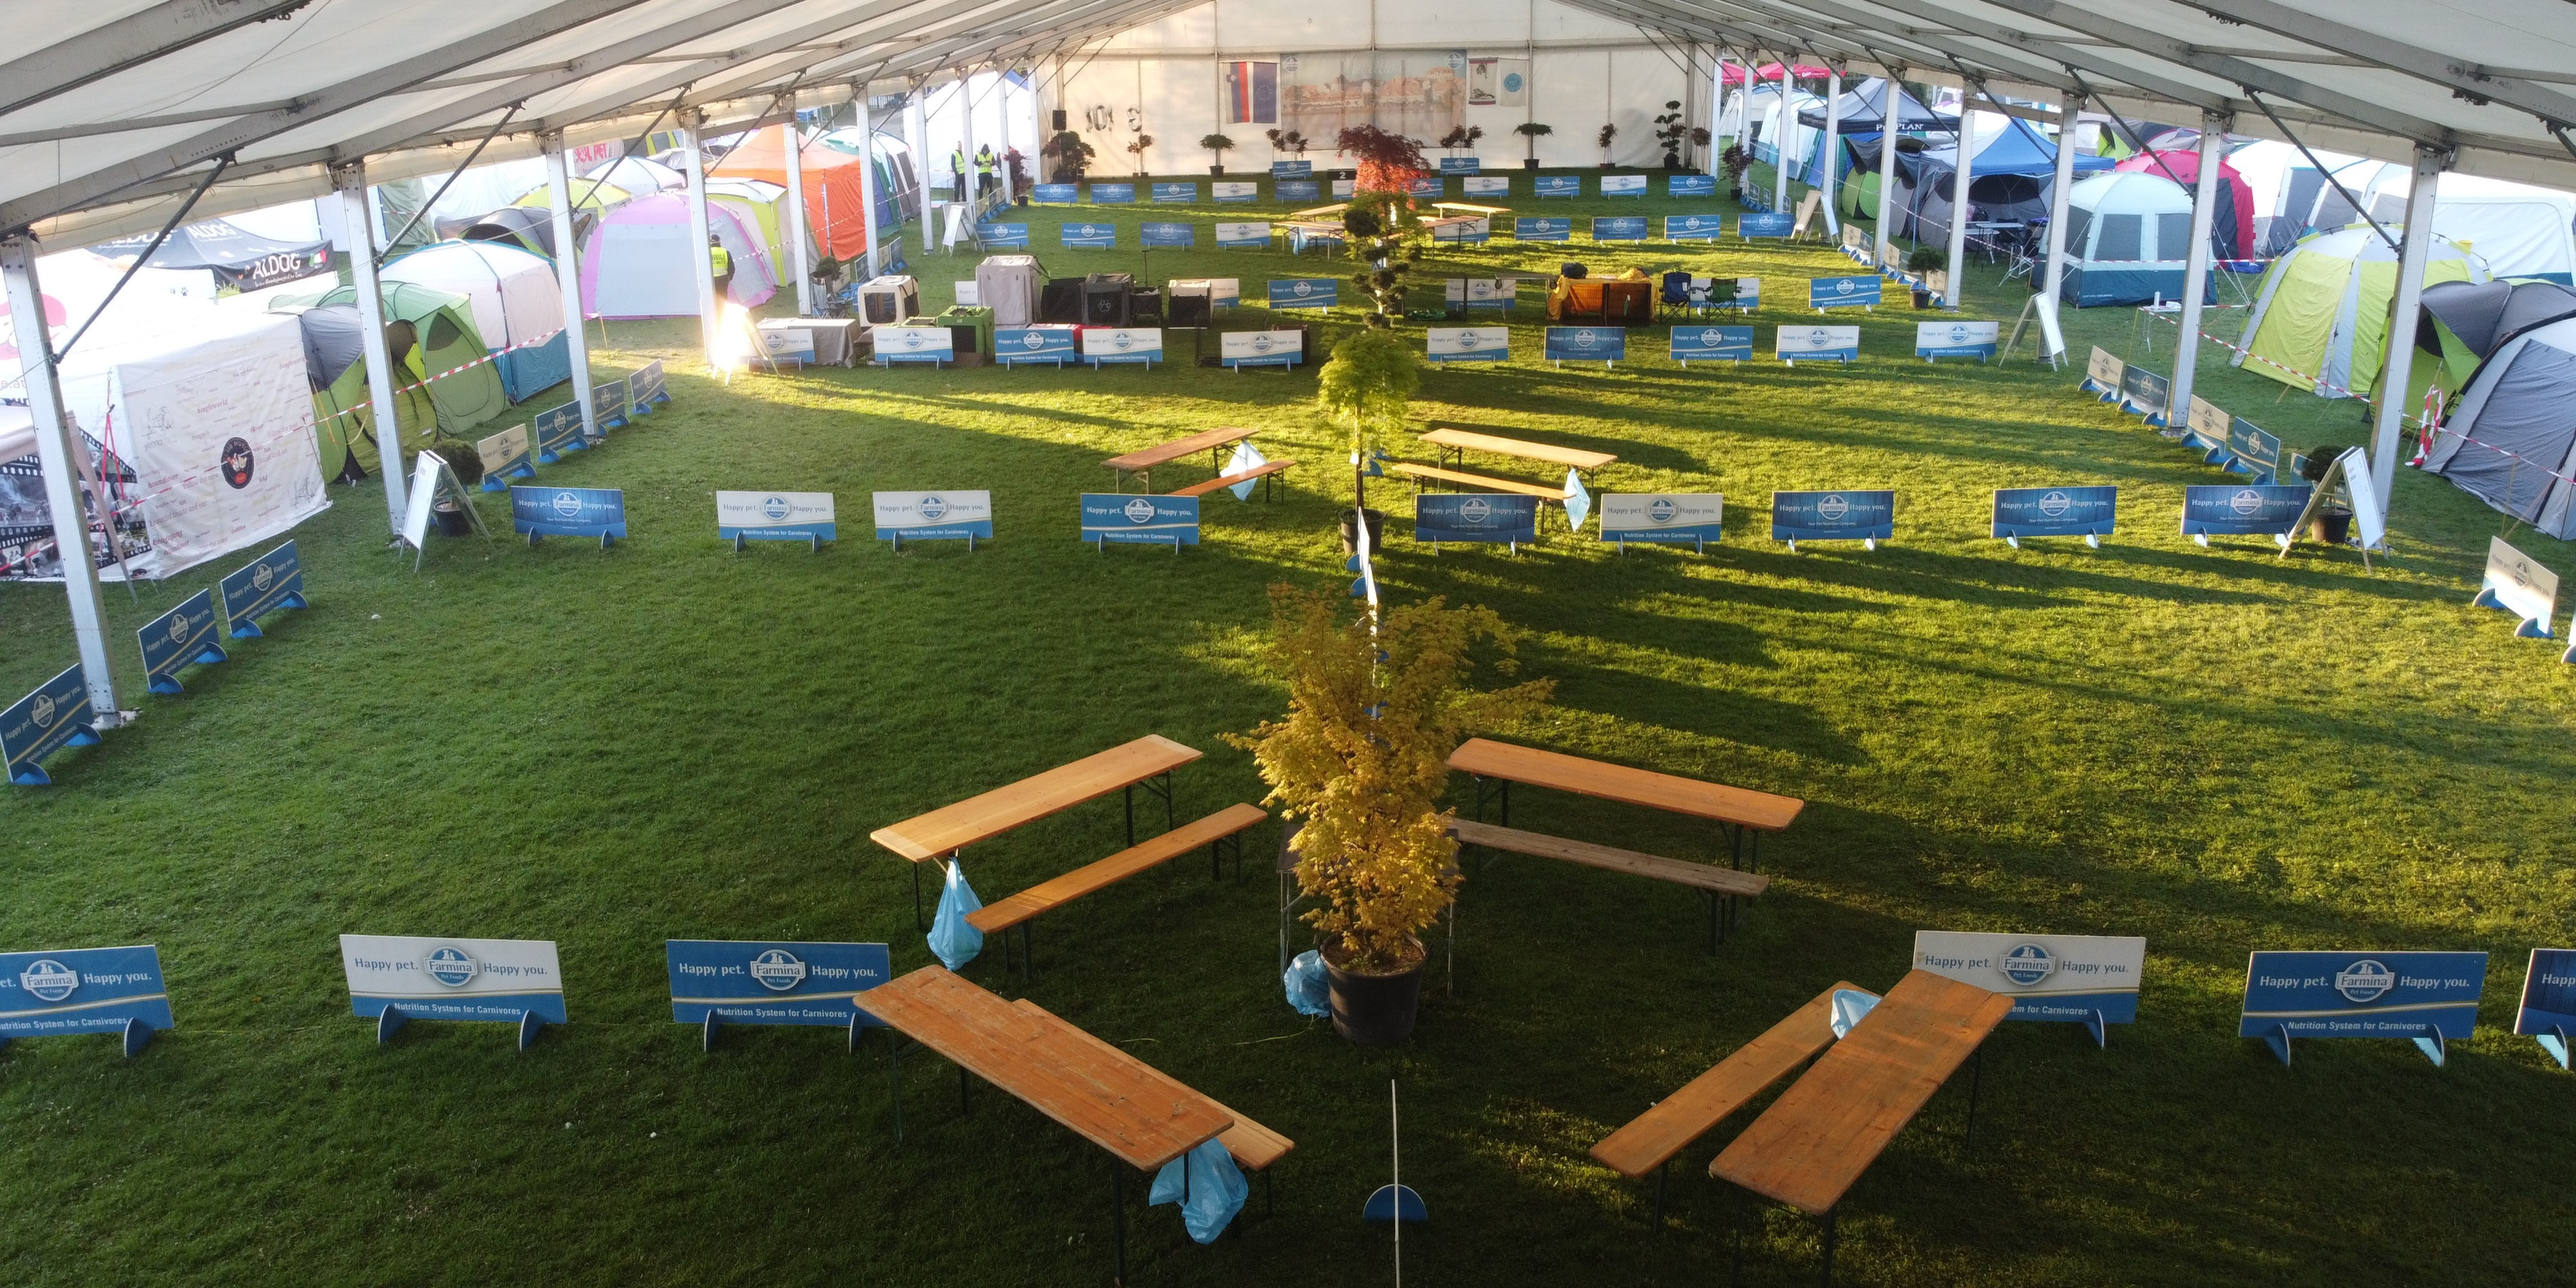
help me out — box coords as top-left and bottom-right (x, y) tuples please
(578, 193), (777, 319)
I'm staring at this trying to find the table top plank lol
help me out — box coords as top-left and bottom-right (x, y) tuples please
(1102, 427), (1260, 473)
(1448, 737), (1804, 831)
(1014, 999), (1296, 1170)
(1421, 428), (1618, 471)
(1709, 971), (2013, 1214)
(858, 968), (1231, 1171)
(869, 734), (1202, 861)
(1589, 983), (1852, 1177)
(1385, 462), (1569, 501)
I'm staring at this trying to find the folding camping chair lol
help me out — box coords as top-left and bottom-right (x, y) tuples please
(1660, 271), (1693, 319)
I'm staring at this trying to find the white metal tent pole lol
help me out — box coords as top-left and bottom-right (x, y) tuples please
(782, 121), (813, 315)
(2167, 112), (2228, 428)
(1820, 69), (1842, 236)
(997, 70), (1018, 205)
(1877, 74), (1902, 263)
(332, 161), (407, 530)
(2371, 144), (2447, 515)
(1713, 53), (1730, 164)
(957, 70), (981, 232)
(851, 91), (880, 281)
(1771, 61), (1792, 214)
(1944, 101), (1974, 308)
(0, 234), (123, 724)
(541, 134), (598, 439)
(679, 109), (718, 357)
(2040, 93), (2079, 332)
(905, 87), (931, 235)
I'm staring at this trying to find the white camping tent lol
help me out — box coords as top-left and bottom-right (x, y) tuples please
(585, 155), (685, 195)
(1744, 86), (1828, 175)
(2058, 171), (2200, 307)
(2293, 164), (2576, 283)
(379, 240), (571, 401)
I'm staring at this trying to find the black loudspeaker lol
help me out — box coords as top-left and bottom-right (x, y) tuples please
(1052, 109), (1068, 131)
(1039, 279), (1084, 323)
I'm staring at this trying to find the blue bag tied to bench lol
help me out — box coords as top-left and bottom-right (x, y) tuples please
(927, 860), (985, 970)
(1830, 987), (1882, 1039)
(1283, 949), (1329, 1017)
(1151, 1137), (1249, 1244)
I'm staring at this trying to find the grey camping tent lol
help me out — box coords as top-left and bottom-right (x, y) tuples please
(2422, 314), (2576, 535)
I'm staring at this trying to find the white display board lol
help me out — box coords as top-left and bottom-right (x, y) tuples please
(2479, 535), (2560, 632)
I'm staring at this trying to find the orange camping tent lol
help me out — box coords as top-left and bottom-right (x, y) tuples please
(712, 126), (873, 260)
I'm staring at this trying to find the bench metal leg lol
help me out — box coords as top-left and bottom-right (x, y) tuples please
(886, 1034), (905, 1145)
(1111, 1160), (1128, 1287)
(1964, 1042), (1984, 1150)
(1653, 1157), (1670, 1234)
(913, 862), (927, 933)
(1124, 785), (1135, 846)
(1819, 1208), (1839, 1286)
(959, 1062), (971, 1115)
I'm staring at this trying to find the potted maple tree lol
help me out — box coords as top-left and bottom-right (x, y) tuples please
(1230, 587), (1553, 1045)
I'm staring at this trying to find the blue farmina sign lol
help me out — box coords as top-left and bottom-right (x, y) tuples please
(1545, 327), (1627, 364)
(1438, 156), (1481, 174)
(139, 589), (227, 694)
(1665, 214), (1726, 240)
(0, 944), (172, 1052)
(976, 222), (1030, 248)
(1271, 160), (1312, 178)
(1061, 222), (1117, 249)
(1515, 217), (1571, 242)
(1081, 493), (1199, 548)
(2181, 484), (2310, 541)
(1739, 213), (1794, 238)
(1269, 278), (1336, 309)
(1992, 485), (2117, 545)
(1141, 221), (1195, 247)
(1089, 182), (1135, 203)
(513, 486), (627, 545)
(666, 940), (891, 1030)
(1031, 183), (1077, 204)
(1671, 326), (1753, 363)
(1534, 175), (1582, 198)
(533, 399), (583, 460)
(221, 539), (307, 636)
(2119, 363), (2172, 425)
(1, 665), (98, 786)
(1668, 175), (1716, 196)
(1593, 216), (1647, 242)
(1809, 275), (1882, 308)
(1772, 490), (1894, 548)
(2516, 948), (2576, 1068)
(1275, 180), (1320, 200)
(1416, 494), (1539, 547)
(2240, 950), (2487, 1066)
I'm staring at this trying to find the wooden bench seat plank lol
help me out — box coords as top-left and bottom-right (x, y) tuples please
(1450, 737), (1804, 832)
(1016, 999), (1296, 1171)
(858, 967), (1232, 1171)
(870, 735), (1202, 862)
(1165, 459), (1296, 498)
(1387, 462), (1569, 501)
(1710, 971), (2013, 1215)
(967, 803), (1265, 933)
(1102, 426), (1258, 473)
(1450, 819), (1766, 897)
(1421, 427), (1618, 471)
(1588, 984), (1852, 1177)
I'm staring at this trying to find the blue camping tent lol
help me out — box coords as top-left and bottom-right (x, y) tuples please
(1906, 117), (2116, 245)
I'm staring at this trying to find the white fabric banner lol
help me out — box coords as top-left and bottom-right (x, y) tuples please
(101, 312), (327, 578)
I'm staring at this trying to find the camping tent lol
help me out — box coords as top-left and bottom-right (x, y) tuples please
(513, 180), (632, 215)
(817, 128), (924, 236)
(710, 126), (882, 261)
(579, 192), (776, 319)
(459, 205), (574, 258)
(2284, 166), (2575, 283)
(94, 218), (332, 293)
(1833, 137), (1926, 223)
(2056, 171), (2204, 307)
(305, 281), (509, 435)
(2114, 151), (2256, 259)
(289, 303), (378, 484)
(2235, 225), (2485, 398)
(1797, 79), (1958, 191)
(704, 177), (812, 283)
(586, 156), (685, 194)
(1742, 85), (1828, 175)
(379, 241), (571, 402)
(1907, 115), (2114, 247)
(2401, 278), (2576, 413)
(2421, 316), (2576, 536)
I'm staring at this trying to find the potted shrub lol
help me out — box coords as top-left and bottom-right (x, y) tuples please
(1653, 101), (1693, 170)
(1906, 245), (1945, 307)
(1041, 129), (1094, 183)
(1201, 132), (1235, 175)
(1436, 124), (1484, 160)
(1229, 587), (1553, 1045)
(1003, 147), (1030, 203)
(1124, 132), (1155, 176)
(1596, 122), (1619, 168)
(423, 441), (483, 536)
(1719, 144), (1752, 200)
(1514, 122), (1552, 170)
(1316, 325), (1419, 552)
(1265, 128), (1312, 164)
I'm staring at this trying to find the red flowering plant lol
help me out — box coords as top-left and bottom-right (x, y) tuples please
(1336, 124), (1431, 195)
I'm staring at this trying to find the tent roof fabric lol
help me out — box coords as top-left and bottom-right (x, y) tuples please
(5, 2), (2576, 245)
(1798, 79), (1959, 134)
(2418, 279), (2576, 359)
(93, 218), (331, 290)
(2114, 149), (2257, 256)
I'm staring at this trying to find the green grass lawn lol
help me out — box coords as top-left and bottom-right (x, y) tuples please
(4, 167), (2573, 1287)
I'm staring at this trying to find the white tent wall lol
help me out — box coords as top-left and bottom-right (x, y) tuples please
(922, 71), (1039, 197)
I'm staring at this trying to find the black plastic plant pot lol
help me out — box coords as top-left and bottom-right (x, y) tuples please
(1340, 507), (1387, 555)
(1324, 943), (1426, 1045)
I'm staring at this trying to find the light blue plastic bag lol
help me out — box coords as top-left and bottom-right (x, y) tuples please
(1283, 949), (1329, 1017)
(1830, 987), (1882, 1039)
(927, 860), (985, 971)
(1150, 1137), (1249, 1244)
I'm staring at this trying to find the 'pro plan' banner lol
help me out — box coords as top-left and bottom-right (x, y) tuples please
(339, 934), (568, 1024)
(1913, 931), (2145, 1040)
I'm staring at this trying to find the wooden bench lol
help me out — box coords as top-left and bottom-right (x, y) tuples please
(968, 803), (1265, 978)
(1165, 457), (1296, 501)
(1421, 426), (1618, 472)
(1589, 983), (1856, 1230)
(1016, 998), (1296, 1219)
(1101, 426), (1259, 492)
(1387, 462), (1569, 502)
(1450, 819), (1766, 952)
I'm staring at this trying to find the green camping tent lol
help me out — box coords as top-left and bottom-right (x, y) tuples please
(307, 281), (509, 439)
(2235, 225), (2484, 399)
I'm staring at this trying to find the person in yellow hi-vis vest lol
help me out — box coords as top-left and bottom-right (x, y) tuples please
(708, 235), (733, 302)
(950, 146), (968, 200)
(974, 144), (997, 198)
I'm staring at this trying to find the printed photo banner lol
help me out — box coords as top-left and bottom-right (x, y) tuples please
(2516, 948), (2576, 1069)
(1777, 325), (1860, 364)
(0, 944), (171, 1054)
(1437, 156), (1481, 174)
(1599, 493), (1722, 551)
(873, 490), (993, 547)
(1463, 175), (1510, 197)
(1081, 493), (1200, 548)
(1914, 931), (2146, 1046)
(1031, 183), (1078, 204)
(715, 491), (835, 547)
(1276, 51), (1466, 141)
(220, 539), (306, 636)
(1772, 489), (1893, 549)
(975, 222), (1030, 249)
(1151, 182), (1198, 203)
(2, 665), (98, 787)
(2473, 535), (2559, 638)
(876, 325), (955, 364)
(1269, 278), (1337, 309)
(2239, 949), (2487, 1066)
(1671, 325), (1754, 364)
(1600, 174), (1647, 196)
(511, 486), (627, 545)
(1666, 214), (1727, 241)
(2180, 484), (2311, 544)
(665, 940), (891, 1041)
(1415, 493), (1538, 547)
(340, 934), (567, 1047)
(1544, 327), (1626, 365)
(1081, 327), (1164, 366)
(1514, 217), (1572, 242)
(1592, 216), (1647, 242)
(1271, 160), (1312, 178)
(1141, 221), (1196, 248)
(1222, 330), (1303, 368)
(1060, 222), (1118, 249)
(1992, 486), (2117, 546)
(1534, 175), (1582, 198)
(1089, 183), (1136, 204)
(1739, 213), (1794, 239)
(1917, 320), (2000, 361)
(1213, 181), (1259, 203)
(1668, 174), (1717, 197)
(532, 401), (583, 462)
(995, 325), (1079, 366)
(1427, 326), (1511, 363)
(1276, 180), (1320, 201)
(476, 422), (535, 493)
(138, 589), (226, 695)
(1215, 220), (1272, 249)
(1809, 275), (1882, 310)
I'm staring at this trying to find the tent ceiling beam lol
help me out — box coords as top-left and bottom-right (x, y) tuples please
(0, 0), (314, 119)
(2165, 0), (2576, 131)
(0, 101), (301, 151)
